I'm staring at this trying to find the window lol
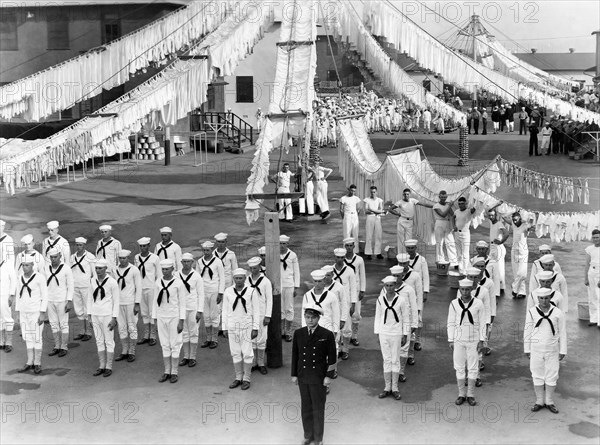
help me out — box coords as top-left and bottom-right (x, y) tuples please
(236, 76), (254, 103)
(0, 12), (18, 51)
(103, 20), (121, 44)
(47, 18), (69, 50)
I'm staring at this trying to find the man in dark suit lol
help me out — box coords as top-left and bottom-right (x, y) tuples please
(291, 304), (337, 445)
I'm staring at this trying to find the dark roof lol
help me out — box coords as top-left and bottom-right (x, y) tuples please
(514, 53), (596, 71)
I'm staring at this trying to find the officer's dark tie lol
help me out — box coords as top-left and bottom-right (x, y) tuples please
(96, 239), (113, 259)
(157, 279), (175, 306)
(281, 252), (290, 270)
(46, 264), (64, 286)
(93, 277), (108, 301)
(137, 254), (151, 279)
(459, 298), (475, 325)
(200, 258), (215, 280)
(71, 254), (86, 274)
(45, 237), (60, 255)
(382, 295), (400, 324)
(179, 271), (194, 293)
(116, 267), (130, 290)
(535, 307), (556, 336)
(248, 275), (264, 296)
(233, 287), (248, 312)
(156, 242), (173, 259)
(20, 274), (36, 298)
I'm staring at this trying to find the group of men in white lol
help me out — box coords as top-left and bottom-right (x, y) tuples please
(0, 221), (275, 389)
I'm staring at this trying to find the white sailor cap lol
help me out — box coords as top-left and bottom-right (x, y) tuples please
(310, 270), (326, 281)
(247, 257), (262, 267)
(535, 287), (553, 297)
(47, 248), (60, 256)
(232, 268), (247, 277)
(404, 239), (418, 247)
(396, 253), (410, 263)
(475, 240), (489, 248)
(321, 265), (334, 273)
(137, 237), (151, 245)
(382, 275), (397, 284)
(538, 244), (551, 252)
(279, 235), (290, 243)
(159, 227), (172, 234)
(258, 246), (266, 255)
(99, 224), (112, 231)
(304, 303), (323, 316)
(181, 253), (195, 261)
(46, 220), (59, 229)
(21, 234), (33, 244)
(160, 259), (174, 268)
(536, 271), (554, 280)
(118, 250), (131, 258)
(465, 267), (481, 276)
(333, 248), (346, 257)
(201, 241), (215, 249)
(472, 257), (487, 266)
(539, 254), (555, 264)
(459, 279), (474, 288)
(343, 237), (355, 245)
(75, 237), (87, 244)
(95, 259), (109, 268)
(214, 233), (228, 241)
(390, 265), (404, 275)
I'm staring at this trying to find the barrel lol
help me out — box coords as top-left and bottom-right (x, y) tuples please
(436, 261), (449, 276)
(577, 302), (590, 321)
(448, 271), (464, 289)
(387, 246), (397, 260)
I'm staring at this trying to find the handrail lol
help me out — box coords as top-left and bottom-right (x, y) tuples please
(193, 111), (255, 146)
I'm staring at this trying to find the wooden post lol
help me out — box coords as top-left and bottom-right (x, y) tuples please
(165, 127), (171, 166)
(264, 211), (283, 368)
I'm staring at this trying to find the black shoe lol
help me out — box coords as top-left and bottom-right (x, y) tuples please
(48, 348), (60, 356)
(170, 375), (179, 384)
(484, 347), (491, 356)
(148, 338), (157, 346)
(34, 365), (42, 375)
(200, 341), (210, 348)
(115, 354), (128, 362)
(398, 374), (406, 383)
(179, 358), (189, 367)
(531, 404), (544, 412)
(350, 339), (360, 346)
(479, 362), (485, 371)
(475, 378), (482, 387)
(407, 357), (415, 366)
(136, 338), (149, 345)
(209, 341), (218, 349)
(241, 381), (251, 390)
(229, 379), (242, 389)
(81, 334), (92, 341)
(285, 335), (293, 343)
(251, 365), (259, 372)
(74, 334), (85, 341)
(218, 330), (224, 337)
(158, 373), (170, 383)
(341, 352), (349, 360)
(93, 368), (105, 377)
(332, 371), (338, 379)
(512, 291), (518, 299)
(413, 343), (422, 351)
(127, 354), (136, 363)
(18, 364), (33, 373)
(392, 391), (402, 400)
(467, 397), (477, 406)
(188, 359), (197, 367)
(58, 349), (68, 357)
(259, 366), (268, 375)
(377, 254), (384, 259)
(4, 345), (12, 353)
(378, 390), (391, 399)
(455, 396), (466, 405)
(103, 369), (112, 378)
(365, 255), (372, 260)
(518, 294), (526, 299)
(546, 404), (559, 414)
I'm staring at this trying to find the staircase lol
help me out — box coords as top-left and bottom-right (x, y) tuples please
(191, 111), (255, 149)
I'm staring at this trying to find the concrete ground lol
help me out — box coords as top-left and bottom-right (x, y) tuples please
(0, 131), (599, 444)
